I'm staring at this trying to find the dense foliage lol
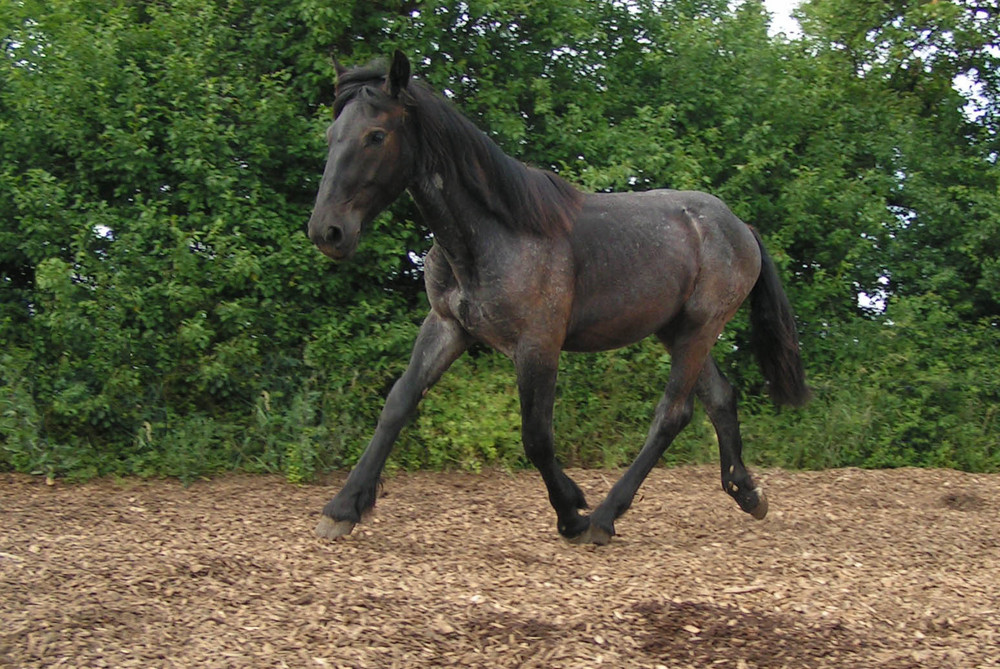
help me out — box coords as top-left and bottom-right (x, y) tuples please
(2, 0), (998, 481)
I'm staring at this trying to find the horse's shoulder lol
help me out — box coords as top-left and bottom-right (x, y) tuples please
(423, 244), (459, 311)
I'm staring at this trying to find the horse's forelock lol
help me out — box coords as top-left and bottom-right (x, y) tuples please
(333, 60), (394, 117)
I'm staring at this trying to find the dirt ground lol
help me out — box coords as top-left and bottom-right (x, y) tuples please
(2, 466), (999, 668)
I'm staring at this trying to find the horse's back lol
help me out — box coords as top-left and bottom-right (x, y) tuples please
(562, 189), (760, 352)
(578, 188), (752, 242)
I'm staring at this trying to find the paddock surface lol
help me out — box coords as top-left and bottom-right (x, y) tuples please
(2, 466), (998, 668)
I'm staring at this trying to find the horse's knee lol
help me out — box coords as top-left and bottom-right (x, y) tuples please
(376, 377), (422, 429)
(524, 442), (551, 468)
(521, 414), (556, 465)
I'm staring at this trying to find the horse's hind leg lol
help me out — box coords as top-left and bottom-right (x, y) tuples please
(578, 328), (716, 544)
(695, 359), (768, 519)
(316, 312), (470, 540)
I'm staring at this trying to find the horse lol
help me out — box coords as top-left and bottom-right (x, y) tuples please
(307, 51), (810, 545)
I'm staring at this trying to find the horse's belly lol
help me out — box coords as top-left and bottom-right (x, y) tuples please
(562, 281), (689, 352)
(562, 307), (678, 352)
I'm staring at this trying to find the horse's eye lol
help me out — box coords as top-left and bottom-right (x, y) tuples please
(367, 130), (386, 147)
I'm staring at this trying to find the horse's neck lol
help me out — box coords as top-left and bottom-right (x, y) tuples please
(409, 171), (497, 276)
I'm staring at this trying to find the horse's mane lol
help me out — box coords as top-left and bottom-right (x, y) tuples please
(334, 60), (581, 237)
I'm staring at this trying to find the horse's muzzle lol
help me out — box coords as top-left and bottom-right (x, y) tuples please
(309, 219), (359, 260)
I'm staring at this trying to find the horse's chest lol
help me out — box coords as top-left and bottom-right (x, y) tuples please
(424, 246), (532, 357)
(445, 288), (518, 356)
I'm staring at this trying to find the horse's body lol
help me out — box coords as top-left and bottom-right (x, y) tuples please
(425, 188), (758, 360)
(308, 52), (809, 544)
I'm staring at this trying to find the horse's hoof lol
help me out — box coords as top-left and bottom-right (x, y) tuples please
(315, 515), (356, 540)
(749, 489), (768, 520)
(565, 522), (614, 546)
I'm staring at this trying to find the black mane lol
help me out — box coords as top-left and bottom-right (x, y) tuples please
(334, 60), (581, 237)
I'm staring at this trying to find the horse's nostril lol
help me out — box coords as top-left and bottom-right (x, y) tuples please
(326, 226), (344, 246)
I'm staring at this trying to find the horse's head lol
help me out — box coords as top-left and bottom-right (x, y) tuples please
(308, 51), (417, 260)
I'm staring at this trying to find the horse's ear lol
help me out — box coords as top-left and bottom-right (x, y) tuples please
(332, 56), (349, 91)
(333, 58), (348, 79)
(388, 50), (410, 98)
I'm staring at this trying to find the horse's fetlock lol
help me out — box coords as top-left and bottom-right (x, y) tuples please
(558, 514), (590, 539)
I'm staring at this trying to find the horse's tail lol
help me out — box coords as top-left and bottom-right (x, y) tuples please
(748, 228), (811, 407)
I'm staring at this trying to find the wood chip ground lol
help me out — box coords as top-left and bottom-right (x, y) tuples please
(2, 466), (998, 668)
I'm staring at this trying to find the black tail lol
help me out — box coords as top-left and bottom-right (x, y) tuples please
(749, 229), (811, 407)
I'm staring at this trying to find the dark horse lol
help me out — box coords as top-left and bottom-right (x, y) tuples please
(308, 52), (810, 544)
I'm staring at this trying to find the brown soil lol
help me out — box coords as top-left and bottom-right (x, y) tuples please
(2, 466), (999, 668)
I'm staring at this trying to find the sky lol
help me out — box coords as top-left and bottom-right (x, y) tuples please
(763, 0), (803, 37)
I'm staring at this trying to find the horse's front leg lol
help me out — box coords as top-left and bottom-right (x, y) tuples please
(515, 353), (590, 539)
(316, 312), (471, 539)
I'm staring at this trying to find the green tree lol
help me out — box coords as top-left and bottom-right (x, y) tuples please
(2, 0), (997, 479)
